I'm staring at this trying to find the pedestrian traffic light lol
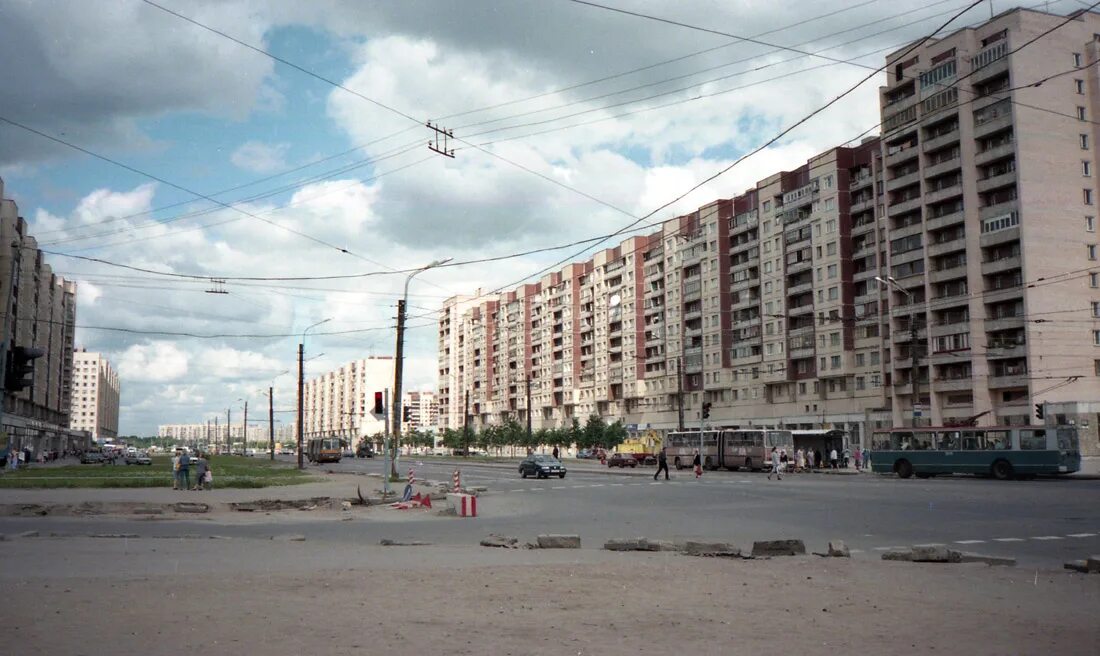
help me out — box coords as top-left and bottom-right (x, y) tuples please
(1035, 403), (1044, 420)
(373, 391), (384, 416)
(402, 406), (413, 422)
(701, 402), (712, 420)
(4, 346), (44, 393)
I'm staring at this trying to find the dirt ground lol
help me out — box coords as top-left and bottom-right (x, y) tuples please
(2, 542), (1098, 656)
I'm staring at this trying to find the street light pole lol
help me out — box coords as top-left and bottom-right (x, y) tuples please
(298, 318), (331, 470)
(392, 257), (451, 476)
(876, 276), (919, 427)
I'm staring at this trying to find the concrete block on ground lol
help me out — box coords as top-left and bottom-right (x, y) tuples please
(174, 502), (210, 514)
(1087, 556), (1100, 573)
(882, 548), (914, 561)
(683, 541), (741, 557)
(537, 534), (581, 549)
(271, 534), (306, 542)
(959, 552), (1017, 567)
(340, 501), (352, 511)
(480, 534), (518, 548)
(911, 545), (961, 563)
(379, 539), (431, 546)
(641, 539), (681, 552)
(446, 493), (478, 517)
(1064, 560), (1090, 573)
(751, 539), (806, 557)
(827, 540), (851, 558)
(604, 538), (645, 551)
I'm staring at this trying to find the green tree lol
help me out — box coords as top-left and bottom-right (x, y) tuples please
(603, 419), (628, 451)
(581, 414), (605, 451)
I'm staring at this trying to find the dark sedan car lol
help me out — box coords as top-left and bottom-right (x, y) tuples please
(124, 454), (152, 465)
(608, 453), (638, 468)
(519, 454), (567, 479)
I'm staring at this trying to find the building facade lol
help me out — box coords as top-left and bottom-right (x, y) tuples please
(1, 177), (84, 456)
(69, 349), (120, 442)
(302, 356), (394, 441)
(402, 390), (438, 434)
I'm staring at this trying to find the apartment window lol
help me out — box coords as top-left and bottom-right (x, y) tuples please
(1075, 52), (1084, 67)
(1086, 189), (1094, 206)
(830, 332), (841, 346)
(1078, 106), (1087, 121)
(1082, 134), (1091, 150)
(1094, 330), (1100, 346)
(824, 175), (833, 189)
(831, 355), (841, 368)
(870, 351), (880, 365)
(827, 264), (838, 279)
(1086, 161), (1094, 177)
(1095, 359), (1100, 375)
(828, 286), (839, 301)
(827, 242), (837, 256)
(824, 198), (835, 211)
(1092, 301), (1100, 317)
(856, 353), (865, 366)
(1088, 216), (1095, 232)
(763, 200), (772, 212)
(1092, 273), (1100, 288)
(1076, 79), (1086, 94)
(1090, 245), (1098, 261)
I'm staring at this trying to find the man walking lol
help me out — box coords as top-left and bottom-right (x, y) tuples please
(178, 450), (191, 491)
(829, 447), (839, 470)
(653, 447), (669, 481)
(767, 446), (782, 480)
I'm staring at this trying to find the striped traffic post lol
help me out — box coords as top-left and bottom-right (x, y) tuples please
(453, 469), (460, 493)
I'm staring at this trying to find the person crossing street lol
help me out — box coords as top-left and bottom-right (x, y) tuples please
(653, 447), (670, 481)
(767, 446), (783, 481)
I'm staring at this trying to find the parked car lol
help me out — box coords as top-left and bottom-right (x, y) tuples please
(80, 452), (106, 464)
(124, 453), (152, 466)
(608, 453), (638, 468)
(519, 454), (567, 479)
(576, 449), (593, 459)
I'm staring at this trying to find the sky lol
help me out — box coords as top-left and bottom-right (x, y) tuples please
(0, 0), (1060, 435)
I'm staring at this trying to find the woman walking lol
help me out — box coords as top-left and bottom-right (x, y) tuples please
(767, 446), (782, 481)
(692, 450), (702, 479)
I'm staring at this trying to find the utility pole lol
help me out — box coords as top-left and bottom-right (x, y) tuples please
(268, 386), (275, 460)
(297, 342), (304, 469)
(392, 299), (406, 478)
(676, 356), (685, 431)
(464, 389), (471, 458)
(225, 408), (230, 454)
(214, 416), (219, 454)
(910, 311), (920, 428)
(525, 375), (532, 445)
(242, 400), (248, 454)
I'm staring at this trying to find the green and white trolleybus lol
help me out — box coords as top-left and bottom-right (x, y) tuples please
(870, 425), (1081, 480)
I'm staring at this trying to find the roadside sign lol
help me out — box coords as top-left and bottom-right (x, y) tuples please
(913, 404), (923, 418)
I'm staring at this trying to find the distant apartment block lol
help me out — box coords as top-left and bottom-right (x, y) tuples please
(302, 356), (394, 440)
(402, 390), (438, 433)
(69, 349), (120, 441)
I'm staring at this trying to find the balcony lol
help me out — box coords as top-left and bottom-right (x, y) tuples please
(849, 173), (873, 191)
(851, 218), (876, 236)
(885, 144), (919, 168)
(850, 197), (875, 214)
(890, 220), (924, 241)
(787, 280), (813, 296)
(921, 131), (960, 154)
(923, 157), (961, 179)
(790, 345), (815, 359)
(979, 200), (1018, 223)
(981, 255), (1022, 276)
(987, 372), (1029, 389)
(985, 344), (1026, 359)
(973, 113), (1013, 140)
(788, 302), (814, 316)
(886, 170), (921, 192)
(927, 236), (967, 257)
(924, 182), (963, 206)
(980, 225), (1020, 248)
(925, 210), (965, 233)
(643, 304), (664, 316)
(928, 264), (967, 284)
(982, 286), (1023, 305)
(889, 195), (923, 216)
(683, 306), (703, 320)
(682, 279), (702, 301)
(975, 141), (1015, 166)
(933, 376), (974, 393)
(976, 171), (1017, 195)
(984, 315), (1025, 332)
(890, 247), (925, 266)
(970, 54), (1009, 84)
(929, 320), (969, 338)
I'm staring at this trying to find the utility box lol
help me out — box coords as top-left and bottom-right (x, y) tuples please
(447, 493), (477, 517)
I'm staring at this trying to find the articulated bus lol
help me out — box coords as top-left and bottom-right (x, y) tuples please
(871, 425), (1081, 480)
(665, 429), (795, 471)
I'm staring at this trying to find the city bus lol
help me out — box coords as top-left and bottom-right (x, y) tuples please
(306, 437), (346, 464)
(870, 425), (1081, 480)
(666, 429), (794, 471)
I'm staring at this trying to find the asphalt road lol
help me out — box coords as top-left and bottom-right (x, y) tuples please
(3, 455), (1098, 567)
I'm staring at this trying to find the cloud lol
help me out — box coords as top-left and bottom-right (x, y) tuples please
(231, 141), (291, 174)
(116, 342), (189, 383)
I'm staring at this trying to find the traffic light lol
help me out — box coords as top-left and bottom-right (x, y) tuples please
(701, 402), (712, 420)
(373, 391), (384, 416)
(1035, 403), (1044, 421)
(402, 406), (413, 422)
(4, 346), (44, 393)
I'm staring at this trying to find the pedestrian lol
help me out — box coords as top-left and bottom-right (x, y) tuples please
(171, 450), (181, 489)
(829, 447), (838, 470)
(767, 446), (782, 481)
(552, 446), (559, 460)
(692, 449), (702, 479)
(654, 447), (670, 481)
(854, 447), (863, 470)
(795, 448), (805, 473)
(864, 450), (871, 471)
(814, 449), (822, 470)
(178, 450), (191, 491)
(780, 449), (789, 474)
(192, 455), (208, 491)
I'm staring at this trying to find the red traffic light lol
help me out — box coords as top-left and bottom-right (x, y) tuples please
(373, 392), (384, 415)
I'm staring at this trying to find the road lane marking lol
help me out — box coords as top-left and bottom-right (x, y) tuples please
(629, 483), (643, 486)
(1031, 536), (1063, 540)
(993, 538), (1024, 542)
(589, 484), (604, 487)
(1067, 533), (1096, 538)
(551, 486), (567, 489)
(915, 543), (946, 547)
(509, 489), (525, 493)
(649, 482), (662, 485)
(529, 487), (544, 491)
(610, 483), (625, 487)
(871, 547), (895, 551)
(955, 540), (986, 545)
(849, 549), (864, 554)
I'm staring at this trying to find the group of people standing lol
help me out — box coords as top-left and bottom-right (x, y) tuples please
(171, 450), (213, 490)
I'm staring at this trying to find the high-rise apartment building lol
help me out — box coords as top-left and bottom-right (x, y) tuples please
(302, 356), (394, 440)
(1, 177), (82, 456)
(402, 391), (438, 433)
(877, 7), (1100, 430)
(69, 349), (120, 441)
(439, 7), (1100, 457)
